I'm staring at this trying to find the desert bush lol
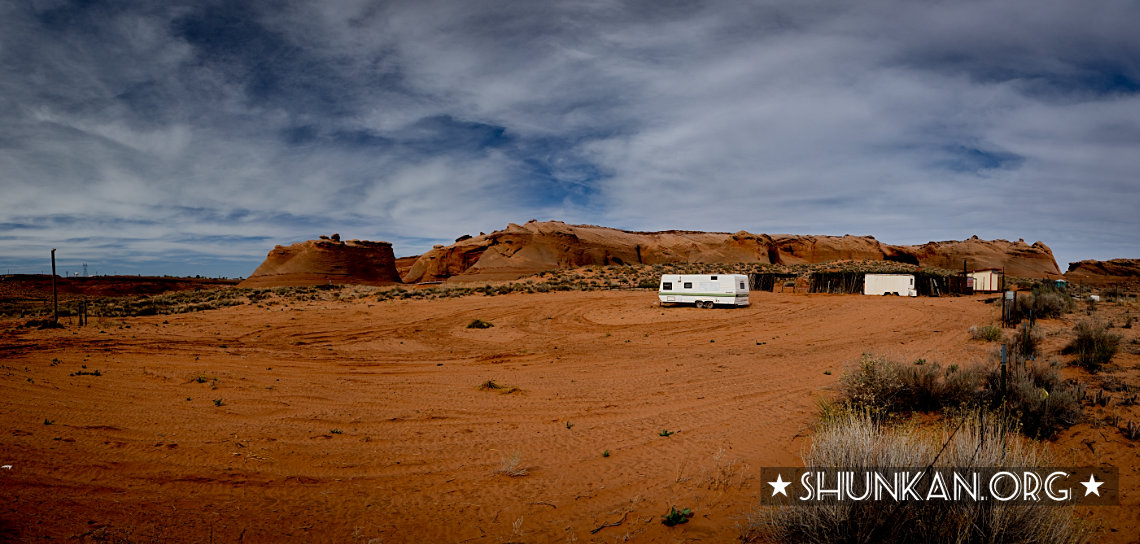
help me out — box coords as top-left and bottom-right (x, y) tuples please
(743, 409), (1088, 544)
(1033, 291), (1073, 318)
(1063, 320), (1121, 372)
(969, 324), (1002, 342)
(838, 354), (904, 418)
(1009, 323), (1044, 360)
(981, 360), (1083, 439)
(1013, 283), (1075, 320)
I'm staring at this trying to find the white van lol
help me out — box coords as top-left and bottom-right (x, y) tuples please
(863, 274), (917, 297)
(659, 274), (750, 308)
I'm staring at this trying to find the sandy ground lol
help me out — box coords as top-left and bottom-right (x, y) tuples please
(1, 290), (1136, 543)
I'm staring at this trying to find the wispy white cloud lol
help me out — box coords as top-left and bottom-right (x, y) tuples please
(0, 0), (1137, 276)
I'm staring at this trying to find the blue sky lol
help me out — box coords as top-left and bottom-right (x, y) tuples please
(1, 0), (1137, 278)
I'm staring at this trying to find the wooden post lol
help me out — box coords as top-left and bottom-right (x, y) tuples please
(51, 249), (58, 323)
(1000, 343), (1007, 403)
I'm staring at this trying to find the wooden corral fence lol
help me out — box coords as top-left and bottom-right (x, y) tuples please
(808, 272), (864, 294)
(913, 272), (971, 297)
(808, 271), (972, 296)
(749, 273), (799, 292)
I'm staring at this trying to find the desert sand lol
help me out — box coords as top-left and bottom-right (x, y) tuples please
(1, 289), (1137, 543)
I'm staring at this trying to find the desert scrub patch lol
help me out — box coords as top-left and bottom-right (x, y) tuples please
(838, 354), (984, 417)
(466, 318), (494, 329)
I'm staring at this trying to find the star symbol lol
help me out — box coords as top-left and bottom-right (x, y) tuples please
(769, 473), (792, 497)
(1080, 474), (1103, 497)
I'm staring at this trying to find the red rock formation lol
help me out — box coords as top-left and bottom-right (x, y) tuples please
(1064, 259), (1140, 287)
(899, 237), (1061, 278)
(402, 221), (1062, 283)
(239, 237), (401, 288)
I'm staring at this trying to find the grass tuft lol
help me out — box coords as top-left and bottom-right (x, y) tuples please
(496, 452), (528, 477)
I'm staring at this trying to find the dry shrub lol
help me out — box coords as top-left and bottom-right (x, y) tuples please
(981, 360), (1083, 440)
(742, 409), (1088, 544)
(1063, 320), (1121, 372)
(838, 355), (983, 418)
(1009, 324), (1044, 360)
(970, 324), (1002, 342)
(1014, 283), (1075, 319)
(839, 354), (1081, 440)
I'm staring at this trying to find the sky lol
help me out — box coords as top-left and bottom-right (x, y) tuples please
(1, 0), (1138, 278)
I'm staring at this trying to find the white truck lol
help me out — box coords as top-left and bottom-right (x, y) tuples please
(863, 274), (917, 297)
(658, 274), (750, 308)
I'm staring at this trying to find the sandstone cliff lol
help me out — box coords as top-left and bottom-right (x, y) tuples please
(240, 236), (401, 288)
(402, 221), (1061, 283)
(1064, 259), (1140, 287)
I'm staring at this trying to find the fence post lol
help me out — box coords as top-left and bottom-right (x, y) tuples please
(51, 249), (58, 324)
(1000, 343), (1007, 404)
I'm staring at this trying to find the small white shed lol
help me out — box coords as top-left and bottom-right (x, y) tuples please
(969, 269), (1003, 293)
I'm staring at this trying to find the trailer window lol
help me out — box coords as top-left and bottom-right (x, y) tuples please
(740, 282), (745, 289)
(710, 275), (718, 280)
(683, 282), (692, 289)
(662, 282), (672, 290)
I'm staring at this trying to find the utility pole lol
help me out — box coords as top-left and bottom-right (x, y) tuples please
(51, 249), (58, 323)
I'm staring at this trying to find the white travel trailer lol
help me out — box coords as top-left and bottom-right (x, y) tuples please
(864, 274), (917, 297)
(658, 274), (750, 308)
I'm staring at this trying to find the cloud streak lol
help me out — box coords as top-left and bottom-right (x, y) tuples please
(1, 0), (1137, 276)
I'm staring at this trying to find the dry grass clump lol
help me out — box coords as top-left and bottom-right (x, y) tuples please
(742, 409), (1089, 544)
(701, 448), (749, 491)
(495, 452), (528, 477)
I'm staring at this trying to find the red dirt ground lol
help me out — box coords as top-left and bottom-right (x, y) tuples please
(0, 290), (1136, 543)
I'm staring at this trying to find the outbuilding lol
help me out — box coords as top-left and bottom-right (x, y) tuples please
(968, 268), (1003, 293)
